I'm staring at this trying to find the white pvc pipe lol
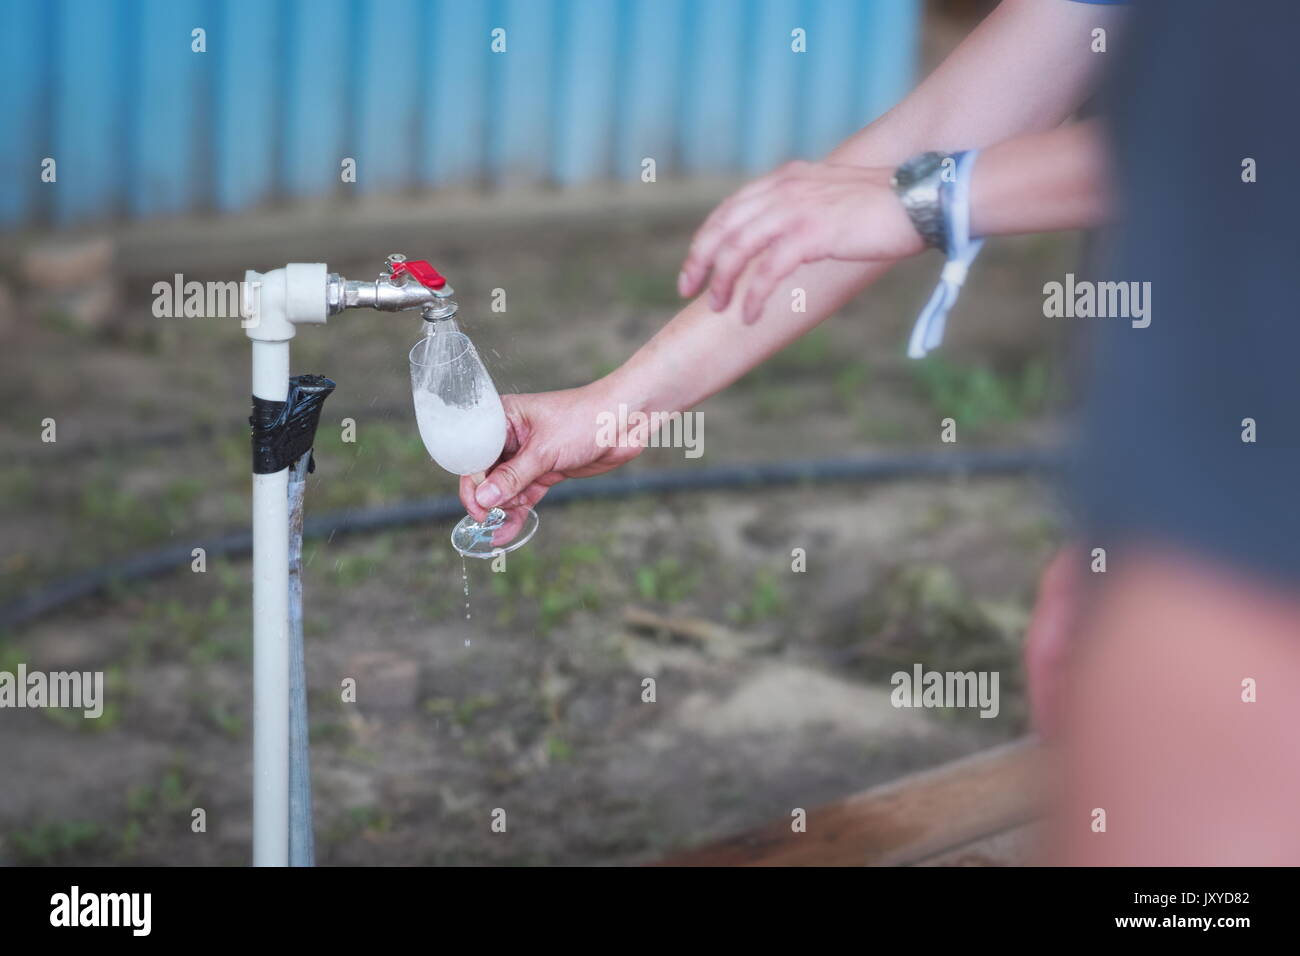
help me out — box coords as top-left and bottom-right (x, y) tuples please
(251, 338), (290, 867)
(245, 263), (327, 867)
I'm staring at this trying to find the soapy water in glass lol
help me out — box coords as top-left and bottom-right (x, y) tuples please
(410, 323), (539, 642)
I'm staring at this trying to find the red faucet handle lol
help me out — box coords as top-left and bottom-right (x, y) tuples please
(390, 259), (447, 290)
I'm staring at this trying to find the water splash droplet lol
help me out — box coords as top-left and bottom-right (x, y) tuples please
(461, 555), (471, 621)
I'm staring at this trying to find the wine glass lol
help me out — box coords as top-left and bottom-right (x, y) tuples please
(410, 328), (539, 556)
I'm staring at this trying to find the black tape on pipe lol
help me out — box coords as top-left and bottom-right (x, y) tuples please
(250, 374), (337, 475)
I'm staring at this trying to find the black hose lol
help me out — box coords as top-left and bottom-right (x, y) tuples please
(0, 448), (1060, 632)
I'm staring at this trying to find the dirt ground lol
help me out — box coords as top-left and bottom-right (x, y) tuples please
(0, 182), (1085, 865)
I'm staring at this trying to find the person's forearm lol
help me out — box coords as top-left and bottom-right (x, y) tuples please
(828, 0), (1123, 169)
(970, 119), (1111, 238)
(601, 257), (882, 415)
(600, 0), (1124, 415)
(866, 0), (1122, 161)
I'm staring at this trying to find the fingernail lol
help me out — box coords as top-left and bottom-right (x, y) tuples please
(677, 271), (690, 296)
(710, 291), (723, 312)
(476, 482), (502, 508)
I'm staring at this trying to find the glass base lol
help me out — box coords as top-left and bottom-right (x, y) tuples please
(451, 506), (539, 558)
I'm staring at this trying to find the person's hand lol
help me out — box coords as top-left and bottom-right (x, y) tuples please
(458, 384), (643, 529)
(1024, 545), (1083, 739)
(678, 160), (926, 324)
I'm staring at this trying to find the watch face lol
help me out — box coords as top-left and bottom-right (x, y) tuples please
(892, 152), (949, 252)
(897, 151), (946, 187)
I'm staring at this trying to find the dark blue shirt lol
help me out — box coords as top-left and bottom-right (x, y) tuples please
(1075, 0), (1300, 586)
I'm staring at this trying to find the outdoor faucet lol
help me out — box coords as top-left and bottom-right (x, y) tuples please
(326, 253), (459, 322)
(241, 250), (459, 867)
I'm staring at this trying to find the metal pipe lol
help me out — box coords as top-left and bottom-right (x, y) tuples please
(328, 273), (455, 314)
(326, 254), (456, 316)
(288, 451), (315, 867)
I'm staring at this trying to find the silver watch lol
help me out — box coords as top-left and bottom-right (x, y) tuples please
(890, 151), (954, 253)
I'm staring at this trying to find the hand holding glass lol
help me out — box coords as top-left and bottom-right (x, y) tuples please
(410, 330), (538, 555)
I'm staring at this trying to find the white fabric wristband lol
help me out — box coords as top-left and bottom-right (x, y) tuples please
(906, 149), (985, 359)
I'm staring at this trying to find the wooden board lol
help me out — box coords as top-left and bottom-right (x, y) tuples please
(657, 738), (1041, 867)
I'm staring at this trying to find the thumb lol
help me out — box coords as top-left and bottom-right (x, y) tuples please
(475, 446), (548, 510)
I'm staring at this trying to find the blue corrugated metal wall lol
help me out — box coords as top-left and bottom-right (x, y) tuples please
(0, 0), (919, 228)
